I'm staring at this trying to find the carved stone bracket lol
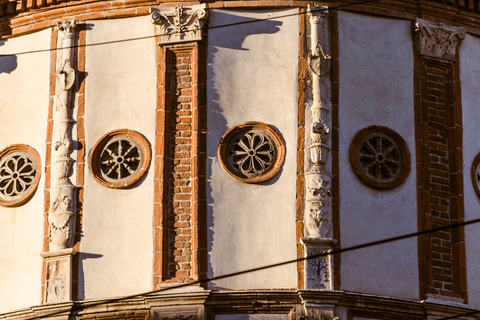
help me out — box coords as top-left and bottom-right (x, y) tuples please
(415, 18), (466, 60)
(150, 4), (208, 45)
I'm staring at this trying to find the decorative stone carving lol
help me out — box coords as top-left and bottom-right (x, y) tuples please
(415, 18), (466, 60)
(0, 144), (41, 207)
(349, 126), (410, 190)
(151, 305), (203, 320)
(48, 19), (77, 253)
(218, 122), (286, 184)
(42, 249), (75, 304)
(471, 153), (480, 199)
(89, 129), (151, 189)
(150, 4), (207, 45)
(301, 5), (336, 292)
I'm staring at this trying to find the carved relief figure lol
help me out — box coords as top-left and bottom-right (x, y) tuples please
(306, 202), (332, 238)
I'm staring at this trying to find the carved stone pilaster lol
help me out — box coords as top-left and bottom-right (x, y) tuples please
(303, 5), (335, 291)
(42, 19), (78, 304)
(150, 4), (208, 45)
(297, 291), (342, 320)
(415, 18), (466, 60)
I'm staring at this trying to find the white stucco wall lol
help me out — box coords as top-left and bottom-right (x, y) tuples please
(81, 16), (156, 299)
(337, 12), (418, 299)
(460, 33), (480, 309)
(0, 29), (51, 313)
(206, 9), (298, 289)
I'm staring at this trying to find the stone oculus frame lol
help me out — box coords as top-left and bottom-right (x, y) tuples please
(88, 129), (151, 189)
(218, 121), (286, 184)
(0, 144), (41, 207)
(471, 153), (480, 199)
(414, 18), (467, 302)
(349, 126), (411, 190)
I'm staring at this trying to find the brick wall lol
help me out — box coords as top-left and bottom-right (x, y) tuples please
(416, 56), (467, 300)
(166, 49), (194, 280)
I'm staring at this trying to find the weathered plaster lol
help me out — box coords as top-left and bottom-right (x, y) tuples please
(81, 16), (156, 299)
(0, 29), (51, 313)
(337, 12), (418, 299)
(206, 9), (298, 289)
(460, 33), (480, 310)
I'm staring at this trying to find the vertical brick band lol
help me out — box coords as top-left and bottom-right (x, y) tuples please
(415, 57), (467, 301)
(153, 42), (206, 287)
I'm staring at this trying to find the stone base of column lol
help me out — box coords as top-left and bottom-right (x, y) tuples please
(41, 248), (77, 304)
(301, 237), (336, 290)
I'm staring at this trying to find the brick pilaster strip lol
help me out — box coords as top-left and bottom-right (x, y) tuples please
(414, 18), (467, 302)
(41, 26), (57, 304)
(72, 23), (86, 300)
(153, 43), (206, 286)
(296, 7), (307, 290)
(330, 9), (341, 290)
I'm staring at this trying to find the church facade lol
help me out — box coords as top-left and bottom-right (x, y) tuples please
(1, 0), (480, 318)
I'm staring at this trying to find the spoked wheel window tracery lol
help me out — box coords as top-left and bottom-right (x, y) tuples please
(89, 129), (151, 189)
(0, 144), (41, 207)
(350, 126), (410, 189)
(218, 122), (285, 183)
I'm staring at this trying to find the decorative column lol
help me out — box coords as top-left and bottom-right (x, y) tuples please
(301, 5), (336, 293)
(41, 20), (77, 304)
(414, 18), (467, 303)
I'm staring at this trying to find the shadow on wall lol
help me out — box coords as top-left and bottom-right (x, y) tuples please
(205, 10), (283, 290)
(0, 40), (18, 74)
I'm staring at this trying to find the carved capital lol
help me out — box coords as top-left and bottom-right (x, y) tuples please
(415, 18), (465, 60)
(57, 19), (76, 38)
(150, 4), (208, 45)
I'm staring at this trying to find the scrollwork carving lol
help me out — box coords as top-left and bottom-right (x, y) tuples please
(415, 18), (465, 60)
(150, 4), (208, 45)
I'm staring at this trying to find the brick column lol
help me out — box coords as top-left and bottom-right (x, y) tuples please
(414, 18), (467, 303)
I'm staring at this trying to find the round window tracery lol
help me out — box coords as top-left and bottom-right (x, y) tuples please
(471, 153), (480, 199)
(0, 144), (41, 207)
(218, 122), (285, 183)
(89, 129), (151, 189)
(349, 126), (410, 189)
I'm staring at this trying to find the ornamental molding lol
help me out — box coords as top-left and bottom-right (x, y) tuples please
(415, 18), (466, 60)
(150, 4), (208, 45)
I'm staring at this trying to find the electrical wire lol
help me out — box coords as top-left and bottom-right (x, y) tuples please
(20, 216), (480, 319)
(0, 0), (382, 57)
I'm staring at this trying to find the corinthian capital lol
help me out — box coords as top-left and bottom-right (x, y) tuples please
(415, 18), (466, 60)
(150, 4), (208, 45)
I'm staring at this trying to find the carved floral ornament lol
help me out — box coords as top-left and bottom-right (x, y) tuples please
(89, 129), (151, 189)
(218, 122), (286, 183)
(0, 144), (41, 207)
(150, 4), (207, 45)
(415, 18), (466, 60)
(350, 126), (410, 189)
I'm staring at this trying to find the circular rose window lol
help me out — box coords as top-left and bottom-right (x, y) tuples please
(89, 129), (151, 189)
(349, 126), (410, 189)
(218, 122), (285, 183)
(0, 144), (41, 207)
(471, 153), (480, 198)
